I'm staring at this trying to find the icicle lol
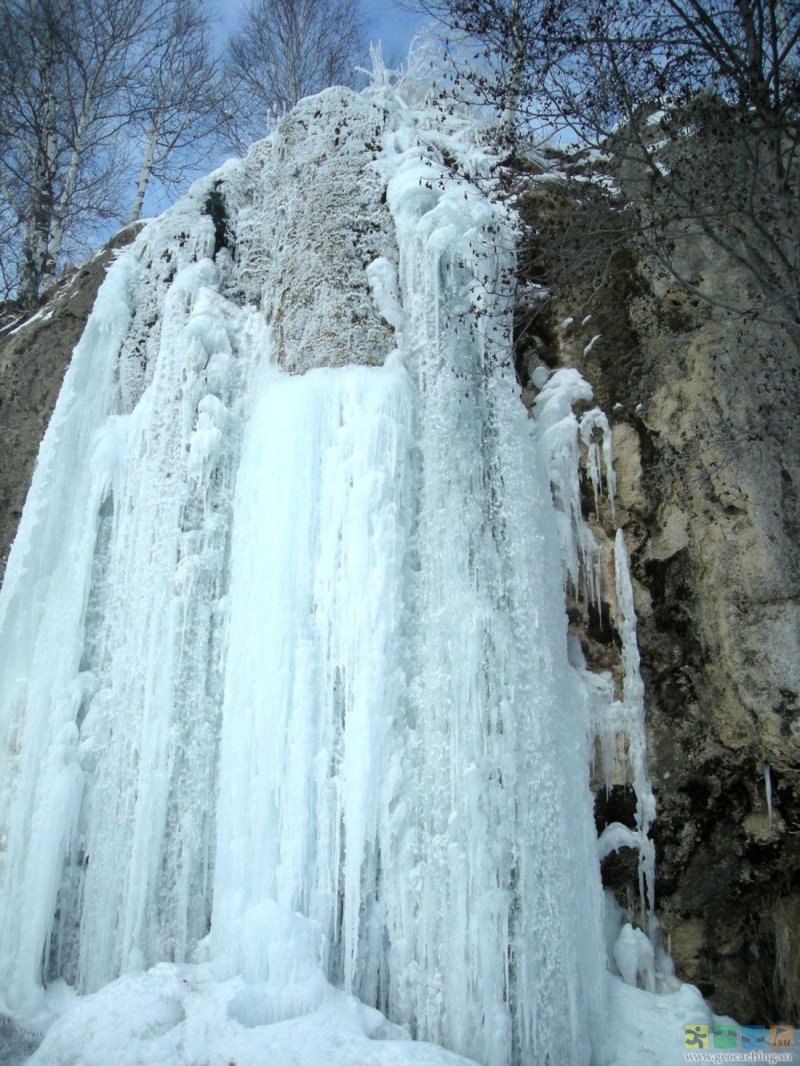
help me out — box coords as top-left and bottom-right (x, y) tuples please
(533, 366), (654, 935)
(533, 369), (599, 608)
(614, 529), (656, 923)
(533, 370), (617, 610)
(211, 359), (414, 999)
(764, 760), (773, 829)
(579, 407), (616, 524)
(368, 109), (607, 1066)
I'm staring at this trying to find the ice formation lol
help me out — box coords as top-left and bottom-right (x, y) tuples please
(533, 367), (655, 930)
(0, 71), (717, 1066)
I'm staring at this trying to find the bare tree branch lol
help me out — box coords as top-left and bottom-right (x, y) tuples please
(221, 0), (366, 152)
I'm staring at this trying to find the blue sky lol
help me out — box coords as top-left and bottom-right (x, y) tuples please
(215, 0), (427, 65)
(360, 0), (428, 64)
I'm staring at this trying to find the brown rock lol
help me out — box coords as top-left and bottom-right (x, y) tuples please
(520, 182), (800, 1023)
(0, 225), (142, 577)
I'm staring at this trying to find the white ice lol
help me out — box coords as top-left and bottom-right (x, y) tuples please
(0, 71), (730, 1066)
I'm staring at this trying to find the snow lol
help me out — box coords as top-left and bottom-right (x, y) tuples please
(533, 368), (617, 605)
(583, 332), (602, 356)
(29, 948), (474, 1066)
(0, 76), (738, 1066)
(603, 978), (736, 1066)
(7, 307), (53, 335)
(613, 924), (656, 992)
(598, 822), (641, 861)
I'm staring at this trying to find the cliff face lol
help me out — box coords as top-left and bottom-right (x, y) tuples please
(1, 112), (797, 1034)
(517, 190), (800, 1023)
(628, 292), (800, 1025)
(0, 227), (142, 576)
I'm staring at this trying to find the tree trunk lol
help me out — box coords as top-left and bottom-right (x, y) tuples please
(500, 0), (525, 145)
(45, 90), (93, 289)
(130, 117), (160, 223)
(18, 80), (58, 305)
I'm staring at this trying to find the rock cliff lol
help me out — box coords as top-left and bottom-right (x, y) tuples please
(1, 117), (797, 1032)
(517, 182), (800, 1024)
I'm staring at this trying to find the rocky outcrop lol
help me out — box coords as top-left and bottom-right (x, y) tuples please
(227, 88), (396, 374)
(518, 187), (800, 1024)
(0, 225), (142, 576)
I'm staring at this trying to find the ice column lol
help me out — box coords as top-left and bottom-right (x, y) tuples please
(532, 365), (656, 925)
(0, 206), (252, 1009)
(373, 122), (607, 1066)
(211, 360), (415, 995)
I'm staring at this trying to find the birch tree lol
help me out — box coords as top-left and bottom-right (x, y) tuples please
(222, 0), (366, 151)
(42, 0), (176, 273)
(0, 0), (220, 304)
(129, 0), (222, 221)
(0, 0), (70, 304)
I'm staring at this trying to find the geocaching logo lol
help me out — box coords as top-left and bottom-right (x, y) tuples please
(684, 1023), (794, 1051)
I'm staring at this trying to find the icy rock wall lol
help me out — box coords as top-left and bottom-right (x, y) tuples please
(517, 165), (800, 1021)
(0, 84), (609, 1064)
(533, 369), (656, 926)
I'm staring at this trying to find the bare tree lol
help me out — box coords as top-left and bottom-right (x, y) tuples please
(0, 0), (73, 304)
(129, 0), (223, 221)
(1, 0), (160, 301)
(0, 0), (224, 304)
(412, 0), (800, 332)
(222, 0), (366, 151)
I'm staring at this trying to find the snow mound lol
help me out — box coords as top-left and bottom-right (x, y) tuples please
(30, 963), (475, 1066)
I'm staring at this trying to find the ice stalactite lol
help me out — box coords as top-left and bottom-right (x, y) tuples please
(372, 124), (607, 1066)
(533, 369), (616, 611)
(612, 528), (657, 923)
(0, 179), (273, 1015)
(210, 358), (415, 998)
(531, 367), (656, 929)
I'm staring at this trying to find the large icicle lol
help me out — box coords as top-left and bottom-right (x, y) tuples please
(533, 368), (616, 610)
(211, 357), (414, 997)
(531, 364), (656, 931)
(368, 117), (606, 1065)
(0, 189), (257, 1014)
(0, 257), (137, 1017)
(71, 259), (248, 994)
(611, 529), (656, 920)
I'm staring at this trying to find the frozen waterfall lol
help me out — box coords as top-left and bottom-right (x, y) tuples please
(0, 77), (717, 1066)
